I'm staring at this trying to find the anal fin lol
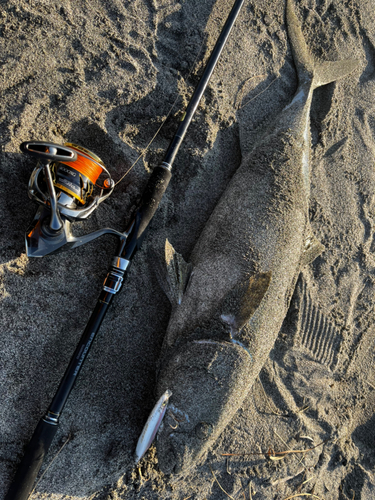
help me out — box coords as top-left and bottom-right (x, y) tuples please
(301, 232), (325, 266)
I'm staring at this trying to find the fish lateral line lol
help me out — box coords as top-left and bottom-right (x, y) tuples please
(193, 338), (253, 360)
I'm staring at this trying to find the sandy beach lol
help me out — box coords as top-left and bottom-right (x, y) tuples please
(1, 0), (375, 499)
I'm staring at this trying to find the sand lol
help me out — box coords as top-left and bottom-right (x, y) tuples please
(1, 0), (374, 499)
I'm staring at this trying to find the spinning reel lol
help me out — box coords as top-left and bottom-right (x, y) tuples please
(23, 141), (125, 257)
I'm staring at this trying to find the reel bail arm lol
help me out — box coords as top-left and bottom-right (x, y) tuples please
(41, 154), (64, 232)
(22, 142), (79, 233)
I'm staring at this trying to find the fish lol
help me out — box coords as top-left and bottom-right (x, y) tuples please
(135, 389), (172, 463)
(152, 0), (358, 475)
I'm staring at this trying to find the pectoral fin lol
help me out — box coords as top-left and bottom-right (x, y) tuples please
(154, 239), (192, 306)
(221, 271), (272, 332)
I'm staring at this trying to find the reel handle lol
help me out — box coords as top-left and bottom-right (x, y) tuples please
(20, 141), (78, 163)
(21, 141), (68, 232)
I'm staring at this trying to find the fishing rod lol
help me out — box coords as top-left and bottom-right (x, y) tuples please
(5, 0), (245, 498)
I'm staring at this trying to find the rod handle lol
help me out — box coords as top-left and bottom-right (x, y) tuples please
(5, 419), (59, 500)
(123, 164), (172, 259)
(137, 164), (172, 236)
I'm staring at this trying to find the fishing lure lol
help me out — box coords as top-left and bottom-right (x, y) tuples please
(135, 389), (172, 463)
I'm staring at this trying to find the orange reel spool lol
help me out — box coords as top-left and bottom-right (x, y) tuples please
(53, 143), (108, 204)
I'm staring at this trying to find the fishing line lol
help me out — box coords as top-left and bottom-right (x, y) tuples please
(31, 434), (72, 496)
(114, 34), (208, 188)
(239, 74), (278, 109)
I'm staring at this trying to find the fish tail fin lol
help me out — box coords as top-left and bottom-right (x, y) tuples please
(312, 60), (359, 89)
(286, 0), (359, 89)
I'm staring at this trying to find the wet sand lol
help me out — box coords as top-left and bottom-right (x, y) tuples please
(1, 0), (375, 499)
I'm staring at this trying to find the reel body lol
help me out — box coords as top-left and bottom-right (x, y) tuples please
(23, 141), (124, 257)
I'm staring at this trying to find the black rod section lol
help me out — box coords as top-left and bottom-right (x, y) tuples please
(164, 0), (245, 167)
(5, 1), (245, 499)
(48, 291), (113, 416)
(119, 0), (246, 263)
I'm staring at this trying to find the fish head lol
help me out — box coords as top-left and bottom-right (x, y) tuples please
(156, 338), (253, 475)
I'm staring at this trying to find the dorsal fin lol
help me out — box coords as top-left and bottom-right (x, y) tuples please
(221, 272), (272, 333)
(290, 276), (343, 370)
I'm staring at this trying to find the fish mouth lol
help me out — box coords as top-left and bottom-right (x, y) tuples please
(156, 404), (209, 476)
(157, 428), (201, 476)
(157, 435), (180, 475)
(156, 339), (254, 475)
(157, 435), (185, 475)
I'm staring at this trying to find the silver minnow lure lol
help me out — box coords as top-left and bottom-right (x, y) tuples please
(135, 389), (172, 463)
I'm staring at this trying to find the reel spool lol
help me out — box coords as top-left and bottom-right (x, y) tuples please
(22, 141), (125, 257)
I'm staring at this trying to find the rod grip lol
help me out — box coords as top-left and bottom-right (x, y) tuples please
(124, 165), (172, 260)
(137, 165), (172, 236)
(5, 419), (59, 500)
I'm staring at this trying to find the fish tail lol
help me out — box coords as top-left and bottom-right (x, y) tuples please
(286, 0), (359, 89)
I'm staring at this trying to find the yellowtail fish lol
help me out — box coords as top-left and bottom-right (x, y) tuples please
(152, 0), (358, 475)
